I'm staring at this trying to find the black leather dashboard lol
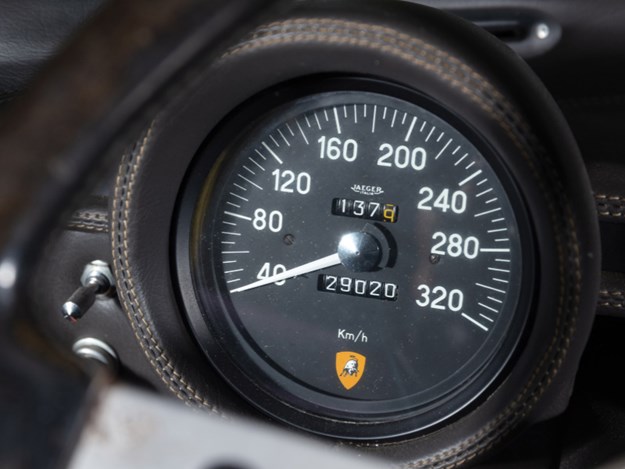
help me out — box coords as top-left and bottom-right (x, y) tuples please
(0, 0), (102, 103)
(2, 1), (625, 467)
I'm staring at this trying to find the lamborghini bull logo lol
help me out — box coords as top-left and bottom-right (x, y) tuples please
(336, 352), (366, 390)
(341, 358), (359, 377)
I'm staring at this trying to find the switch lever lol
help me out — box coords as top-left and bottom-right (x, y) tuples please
(62, 260), (114, 323)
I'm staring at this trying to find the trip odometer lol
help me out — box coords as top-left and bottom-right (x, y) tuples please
(187, 84), (532, 438)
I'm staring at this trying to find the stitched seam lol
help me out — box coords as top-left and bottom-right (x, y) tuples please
(109, 16), (582, 464)
(112, 125), (216, 412)
(68, 210), (109, 233)
(66, 222), (109, 233)
(72, 210), (109, 222)
(595, 194), (625, 218)
(221, 19), (581, 468)
(598, 289), (625, 309)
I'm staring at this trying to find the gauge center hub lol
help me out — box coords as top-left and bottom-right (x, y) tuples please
(337, 231), (382, 272)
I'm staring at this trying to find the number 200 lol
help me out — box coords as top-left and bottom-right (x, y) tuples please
(377, 143), (426, 170)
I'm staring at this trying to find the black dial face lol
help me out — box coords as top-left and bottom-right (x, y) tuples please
(185, 85), (533, 438)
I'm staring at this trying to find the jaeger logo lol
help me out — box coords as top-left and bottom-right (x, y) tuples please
(350, 184), (384, 196)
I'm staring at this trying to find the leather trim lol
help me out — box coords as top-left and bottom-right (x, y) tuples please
(596, 194), (625, 219)
(110, 5), (597, 466)
(67, 208), (109, 234)
(596, 272), (625, 316)
(112, 126), (218, 413)
(0, 0), (103, 99)
(0, 92), (17, 107)
(224, 17), (582, 468)
(598, 289), (625, 310)
(558, 94), (625, 110)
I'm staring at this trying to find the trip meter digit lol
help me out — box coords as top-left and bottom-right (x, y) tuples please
(188, 84), (531, 438)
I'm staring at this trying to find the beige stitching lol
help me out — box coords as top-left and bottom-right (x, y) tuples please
(112, 125), (216, 412)
(72, 210), (108, 221)
(595, 194), (625, 218)
(110, 16), (582, 466)
(66, 223), (108, 233)
(598, 289), (625, 309)
(67, 210), (109, 233)
(228, 19), (514, 114)
(222, 18), (581, 468)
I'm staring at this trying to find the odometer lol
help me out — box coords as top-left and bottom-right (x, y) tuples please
(186, 83), (533, 438)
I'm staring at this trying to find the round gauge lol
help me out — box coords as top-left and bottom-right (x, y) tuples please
(182, 80), (534, 438)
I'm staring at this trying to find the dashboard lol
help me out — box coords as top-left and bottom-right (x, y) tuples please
(1, 0), (625, 467)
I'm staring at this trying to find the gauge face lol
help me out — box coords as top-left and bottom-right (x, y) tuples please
(186, 85), (532, 438)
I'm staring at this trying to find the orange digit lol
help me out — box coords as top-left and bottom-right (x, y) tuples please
(383, 205), (397, 223)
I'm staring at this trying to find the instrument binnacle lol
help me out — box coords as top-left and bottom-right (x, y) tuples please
(182, 84), (533, 438)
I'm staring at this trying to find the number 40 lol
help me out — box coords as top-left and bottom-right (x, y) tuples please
(257, 262), (287, 286)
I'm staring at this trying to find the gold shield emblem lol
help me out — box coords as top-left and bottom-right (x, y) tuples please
(336, 351), (366, 390)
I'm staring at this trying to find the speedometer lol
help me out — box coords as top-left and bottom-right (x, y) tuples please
(114, 1), (599, 458)
(182, 79), (533, 438)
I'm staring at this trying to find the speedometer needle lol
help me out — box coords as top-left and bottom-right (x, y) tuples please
(229, 253), (341, 293)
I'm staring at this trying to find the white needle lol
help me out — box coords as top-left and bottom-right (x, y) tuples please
(229, 253), (341, 293)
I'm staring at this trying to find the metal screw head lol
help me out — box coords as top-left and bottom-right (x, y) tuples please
(429, 254), (441, 265)
(72, 338), (118, 372)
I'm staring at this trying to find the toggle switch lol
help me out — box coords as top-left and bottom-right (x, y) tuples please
(62, 260), (115, 323)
